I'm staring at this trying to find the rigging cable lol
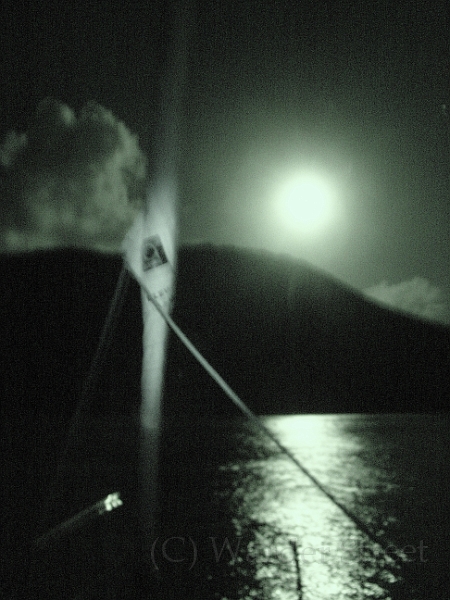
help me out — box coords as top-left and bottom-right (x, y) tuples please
(127, 264), (412, 576)
(59, 264), (129, 479)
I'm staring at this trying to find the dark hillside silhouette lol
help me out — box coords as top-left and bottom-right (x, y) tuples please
(1, 245), (449, 425)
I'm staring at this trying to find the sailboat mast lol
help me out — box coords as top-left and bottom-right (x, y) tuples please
(122, 0), (192, 570)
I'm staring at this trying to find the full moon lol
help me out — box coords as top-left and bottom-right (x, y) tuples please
(276, 173), (335, 234)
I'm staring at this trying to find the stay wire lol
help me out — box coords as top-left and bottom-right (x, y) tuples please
(127, 260), (409, 573)
(60, 264), (129, 475)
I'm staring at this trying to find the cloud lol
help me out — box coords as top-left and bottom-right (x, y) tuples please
(0, 130), (27, 168)
(365, 277), (449, 325)
(0, 98), (147, 253)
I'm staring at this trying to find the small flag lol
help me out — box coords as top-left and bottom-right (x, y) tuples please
(122, 178), (176, 314)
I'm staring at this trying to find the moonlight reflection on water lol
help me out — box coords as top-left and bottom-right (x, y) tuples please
(215, 414), (439, 599)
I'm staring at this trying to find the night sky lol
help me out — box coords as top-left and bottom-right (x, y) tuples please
(1, 0), (449, 322)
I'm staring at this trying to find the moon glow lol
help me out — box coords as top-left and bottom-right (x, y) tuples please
(276, 173), (335, 234)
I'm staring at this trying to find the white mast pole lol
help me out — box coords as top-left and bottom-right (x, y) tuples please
(122, 0), (191, 569)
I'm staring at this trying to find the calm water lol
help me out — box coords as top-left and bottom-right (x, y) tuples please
(158, 412), (450, 600)
(21, 412), (450, 599)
